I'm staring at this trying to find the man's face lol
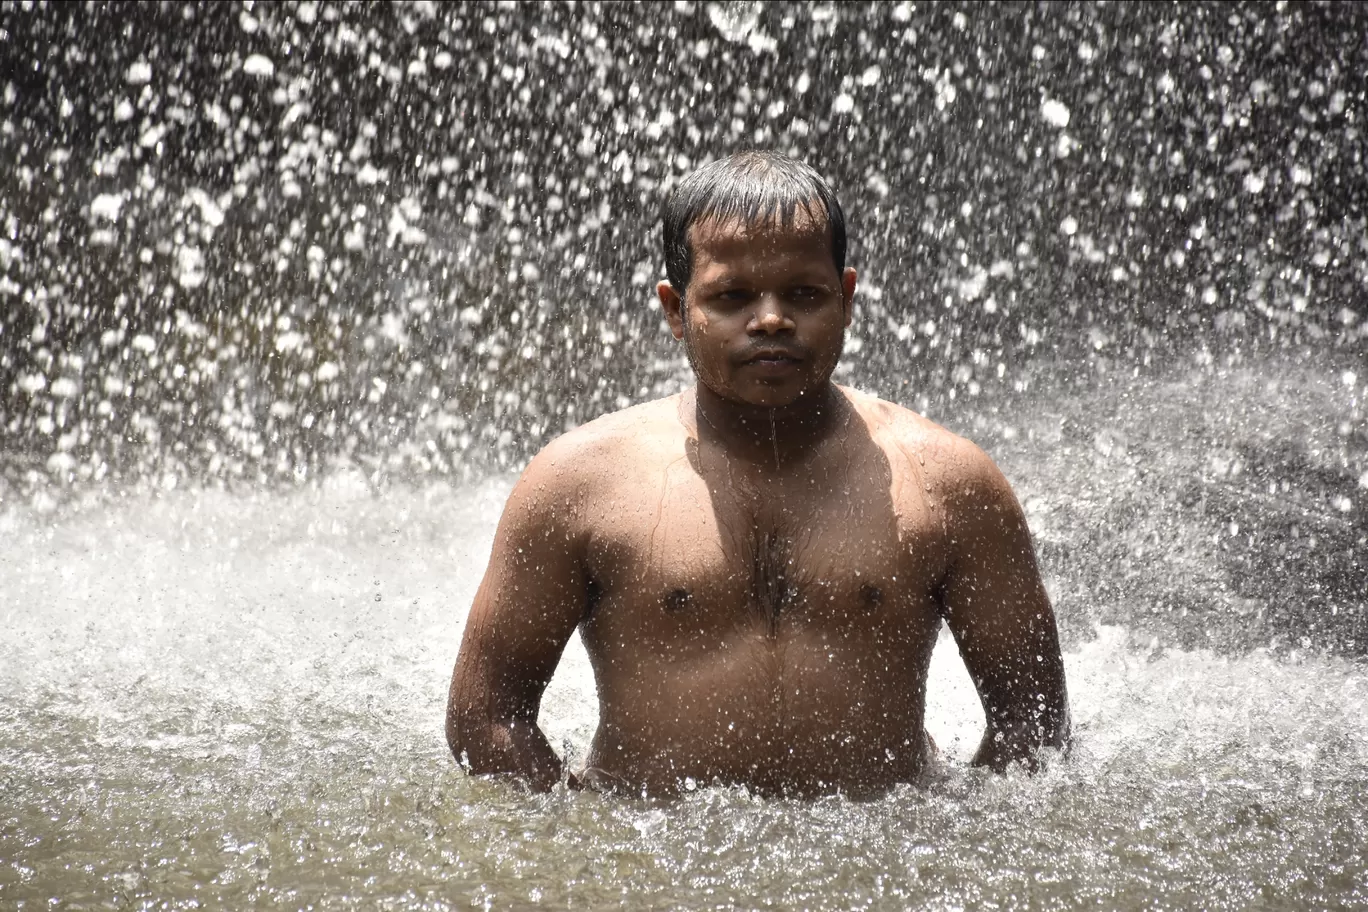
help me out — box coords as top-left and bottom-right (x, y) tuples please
(658, 208), (857, 409)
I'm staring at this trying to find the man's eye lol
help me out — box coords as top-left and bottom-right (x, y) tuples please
(719, 289), (751, 301)
(790, 286), (819, 298)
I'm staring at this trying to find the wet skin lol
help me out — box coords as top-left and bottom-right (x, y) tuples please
(447, 210), (1070, 797)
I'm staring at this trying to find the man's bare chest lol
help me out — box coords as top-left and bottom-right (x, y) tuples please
(582, 459), (948, 645)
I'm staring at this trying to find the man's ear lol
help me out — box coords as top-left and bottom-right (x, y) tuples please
(841, 267), (857, 327)
(658, 281), (686, 341)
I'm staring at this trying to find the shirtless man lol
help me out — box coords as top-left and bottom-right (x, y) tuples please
(446, 151), (1069, 797)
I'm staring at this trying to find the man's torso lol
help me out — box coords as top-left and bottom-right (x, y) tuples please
(566, 388), (954, 797)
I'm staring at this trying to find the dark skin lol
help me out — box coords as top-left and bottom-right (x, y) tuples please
(446, 206), (1070, 796)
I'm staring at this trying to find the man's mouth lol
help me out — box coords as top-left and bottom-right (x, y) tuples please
(743, 349), (803, 365)
(741, 350), (804, 375)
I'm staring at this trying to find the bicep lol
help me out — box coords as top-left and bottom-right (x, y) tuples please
(937, 452), (1066, 722)
(450, 467), (588, 722)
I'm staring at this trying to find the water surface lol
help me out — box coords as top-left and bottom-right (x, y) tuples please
(4, 356), (1365, 910)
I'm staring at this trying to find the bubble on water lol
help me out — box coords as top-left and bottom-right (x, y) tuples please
(125, 60), (152, 85)
(176, 247), (206, 288)
(89, 192), (125, 222)
(44, 452), (76, 475)
(1041, 97), (1070, 128)
(138, 123), (169, 149)
(634, 809), (669, 836)
(184, 189), (226, 228)
(706, 1), (761, 43)
(357, 163), (381, 186)
(242, 54), (276, 77)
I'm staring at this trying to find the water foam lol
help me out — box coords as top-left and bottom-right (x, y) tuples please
(3, 480), (1364, 909)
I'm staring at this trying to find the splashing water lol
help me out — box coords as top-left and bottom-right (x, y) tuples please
(4, 362), (1365, 909)
(2, 1), (1366, 909)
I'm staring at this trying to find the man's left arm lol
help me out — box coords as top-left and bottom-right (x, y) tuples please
(935, 438), (1071, 772)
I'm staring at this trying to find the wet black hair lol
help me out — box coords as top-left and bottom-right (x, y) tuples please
(661, 151), (847, 297)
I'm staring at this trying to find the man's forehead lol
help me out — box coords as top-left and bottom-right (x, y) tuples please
(688, 205), (832, 254)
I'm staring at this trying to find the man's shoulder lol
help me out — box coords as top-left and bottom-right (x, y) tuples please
(517, 395), (684, 494)
(842, 386), (1009, 494)
(843, 387), (980, 461)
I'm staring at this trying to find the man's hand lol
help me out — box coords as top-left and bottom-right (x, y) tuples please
(446, 442), (588, 791)
(934, 438), (1071, 772)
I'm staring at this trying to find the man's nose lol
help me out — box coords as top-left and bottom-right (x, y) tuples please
(747, 295), (795, 334)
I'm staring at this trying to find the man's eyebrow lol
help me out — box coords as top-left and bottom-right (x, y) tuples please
(694, 275), (746, 289)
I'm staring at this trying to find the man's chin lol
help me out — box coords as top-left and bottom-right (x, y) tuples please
(721, 382), (815, 410)
(695, 371), (834, 410)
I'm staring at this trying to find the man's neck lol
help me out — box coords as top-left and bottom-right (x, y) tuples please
(690, 382), (846, 472)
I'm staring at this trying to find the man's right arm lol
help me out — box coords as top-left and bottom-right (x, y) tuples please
(446, 441), (590, 791)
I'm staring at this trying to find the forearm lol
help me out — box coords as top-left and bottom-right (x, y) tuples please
(446, 711), (564, 791)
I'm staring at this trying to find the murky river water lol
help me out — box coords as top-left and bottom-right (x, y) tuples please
(3, 0), (1366, 907)
(4, 355), (1365, 910)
